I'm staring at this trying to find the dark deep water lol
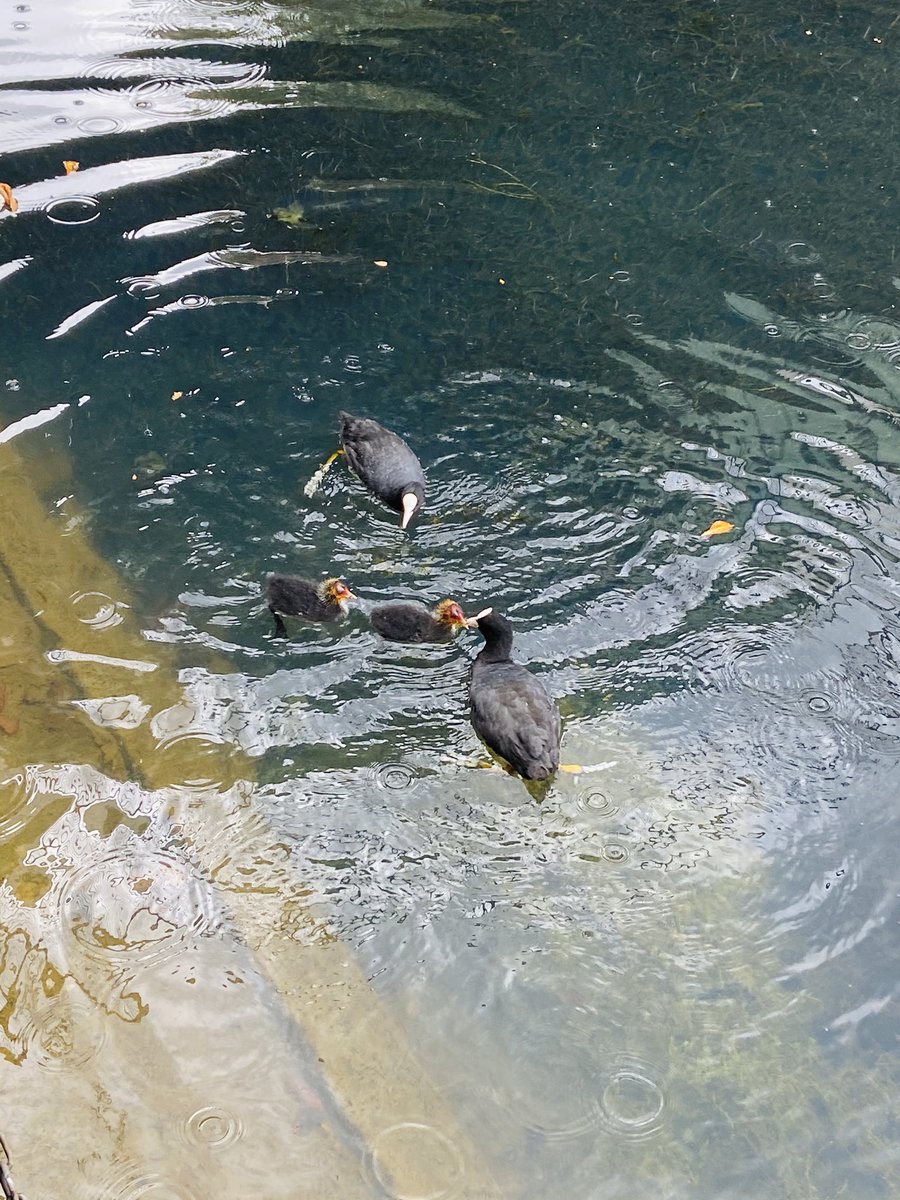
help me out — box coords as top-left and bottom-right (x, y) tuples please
(1, 1), (899, 1197)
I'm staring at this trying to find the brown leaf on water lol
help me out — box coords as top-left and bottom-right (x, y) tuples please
(700, 520), (735, 538)
(63, 160), (80, 174)
(0, 183), (18, 213)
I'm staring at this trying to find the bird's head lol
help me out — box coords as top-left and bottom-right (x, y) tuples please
(435, 599), (468, 629)
(323, 578), (356, 613)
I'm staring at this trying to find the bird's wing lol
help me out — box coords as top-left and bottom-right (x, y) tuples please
(471, 667), (560, 775)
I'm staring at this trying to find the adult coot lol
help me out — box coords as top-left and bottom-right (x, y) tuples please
(370, 598), (467, 644)
(339, 411), (426, 528)
(266, 574), (355, 637)
(467, 607), (561, 783)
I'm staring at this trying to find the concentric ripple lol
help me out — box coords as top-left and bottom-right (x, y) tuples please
(731, 637), (829, 699)
(45, 195), (101, 225)
(0, 763), (85, 839)
(799, 689), (834, 716)
(372, 762), (417, 791)
(88, 1163), (199, 1200)
(783, 240), (820, 265)
(596, 1054), (667, 1140)
(127, 78), (229, 121)
(490, 1019), (605, 1142)
(0, 770), (31, 839)
(26, 995), (108, 1071)
(125, 278), (161, 299)
(180, 1105), (243, 1150)
(577, 833), (631, 865)
(577, 789), (618, 817)
(70, 590), (127, 629)
(77, 116), (123, 134)
(368, 1121), (464, 1200)
(58, 848), (218, 970)
(150, 701), (229, 749)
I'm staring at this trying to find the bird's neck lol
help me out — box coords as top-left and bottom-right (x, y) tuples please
(477, 632), (514, 664)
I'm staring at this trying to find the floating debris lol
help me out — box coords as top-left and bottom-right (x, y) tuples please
(700, 520), (735, 538)
(0, 184), (18, 214)
(131, 451), (168, 481)
(271, 202), (306, 227)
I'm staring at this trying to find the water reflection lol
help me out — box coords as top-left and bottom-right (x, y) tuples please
(2, 0), (900, 1195)
(0, 0), (472, 154)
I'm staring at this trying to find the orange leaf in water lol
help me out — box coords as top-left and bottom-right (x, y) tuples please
(63, 160), (80, 174)
(701, 520), (735, 538)
(0, 183), (18, 213)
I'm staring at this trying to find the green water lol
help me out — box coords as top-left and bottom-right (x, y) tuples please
(1, 0), (899, 1196)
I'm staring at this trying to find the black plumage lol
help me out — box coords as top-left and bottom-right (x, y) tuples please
(467, 608), (561, 782)
(266, 574), (355, 636)
(370, 598), (467, 644)
(339, 411), (426, 528)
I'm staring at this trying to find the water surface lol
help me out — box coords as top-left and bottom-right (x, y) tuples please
(1, 1), (899, 1197)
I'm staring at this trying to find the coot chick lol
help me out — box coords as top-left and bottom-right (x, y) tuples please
(266, 574), (355, 637)
(370, 598), (467, 644)
(467, 608), (561, 783)
(339, 411), (426, 529)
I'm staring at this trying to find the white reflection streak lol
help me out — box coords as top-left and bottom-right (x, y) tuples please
(0, 149), (244, 218)
(47, 294), (118, 340)
(777, 370), (871, 409)
(0, 256), (33, 282)
(0, 403), (70, 444)
(123, 247), (350, 290)
(126, 295), (273, 335)
(124, 249), (242, 289)
(45, 649), (157, 672)
(125, 210), (246, 239)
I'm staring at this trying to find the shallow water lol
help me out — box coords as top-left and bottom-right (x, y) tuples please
(1, 0), (899, 1197)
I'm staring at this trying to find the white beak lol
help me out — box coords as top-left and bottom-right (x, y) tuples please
(400, 491), (419, 529)
(466, 606), (493, 628)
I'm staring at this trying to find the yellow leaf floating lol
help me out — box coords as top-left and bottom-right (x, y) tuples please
(0, 183), (18, 213)
(63, 160), (79, 174)
(701, 520), (735, 538)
